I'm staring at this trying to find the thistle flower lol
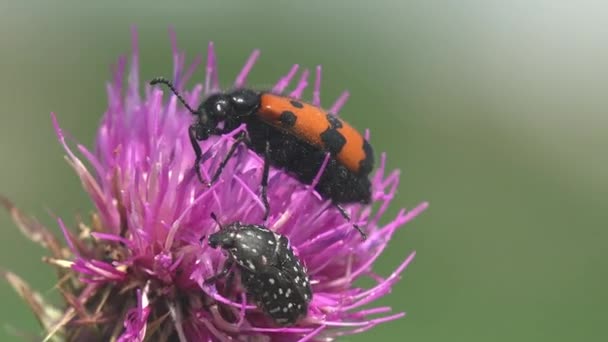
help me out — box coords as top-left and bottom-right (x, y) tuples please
(2, 28), (428, 342)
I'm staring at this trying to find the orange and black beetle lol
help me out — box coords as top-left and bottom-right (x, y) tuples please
(150, 78), (374, 238)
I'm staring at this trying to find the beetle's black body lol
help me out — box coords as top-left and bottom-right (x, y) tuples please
(245, 118), (372, 205)
(205, 217), (312, 325)
(150, 77), (370, 238)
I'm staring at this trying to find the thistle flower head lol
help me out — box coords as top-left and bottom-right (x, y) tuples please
(3, 28), (427, 341)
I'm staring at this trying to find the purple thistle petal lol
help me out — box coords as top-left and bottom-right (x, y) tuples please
(178, 54), (203, 91)
(197, 314), (232, 342)
(205, 42), (219, 93)
(73, 259), (127, 283)
(164, 181), (221, 250)
(90, 232), (134, 248)
(56, 218), (78, 256)
(273, 64), (299, 93)
(234, 49), (260, 88)
(52, 113), (119, 232)
(117, 283), (151, 342)
(244, 326), (314, 333)
(128, 26), (140, 107)
(310, 153), (332, 189)
(169, 27), (182, 86)
(330, 91), (350, 115)
(344, 252), (417, 310)
(321, 312), (406, 327)
(312, 65), (322, 106)
(297, 325), (326, 342)
(290, 69), (310, 99)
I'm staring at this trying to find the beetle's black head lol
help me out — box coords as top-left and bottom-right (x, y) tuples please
(207, 230), (233, 249)
(208, 221), (248, 249)
(194, 89), (260, 140)
(149, 77), (260, 140)
(207, 213), (242, 250)
(192, 93), (230, 140)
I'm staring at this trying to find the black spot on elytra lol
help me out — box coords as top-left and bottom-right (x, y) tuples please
(326, 114), (343, 129)
(359, 139), (374, 175)
(320, 128), (346, 155)
(279, 111), (297, 127)
(290, 100), (303, 108)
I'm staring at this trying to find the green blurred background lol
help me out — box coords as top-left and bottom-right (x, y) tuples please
(1, 0), (607, 341)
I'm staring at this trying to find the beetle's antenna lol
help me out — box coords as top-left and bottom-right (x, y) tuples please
(150, 77), (199, 115)
(210, 212), (223, 230)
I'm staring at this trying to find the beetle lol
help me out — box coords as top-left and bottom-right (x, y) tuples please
(204, 213), (312, 325)
(150, 76), (373, 238)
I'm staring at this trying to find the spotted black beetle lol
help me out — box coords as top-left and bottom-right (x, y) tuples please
(204, 213), (312, 325)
